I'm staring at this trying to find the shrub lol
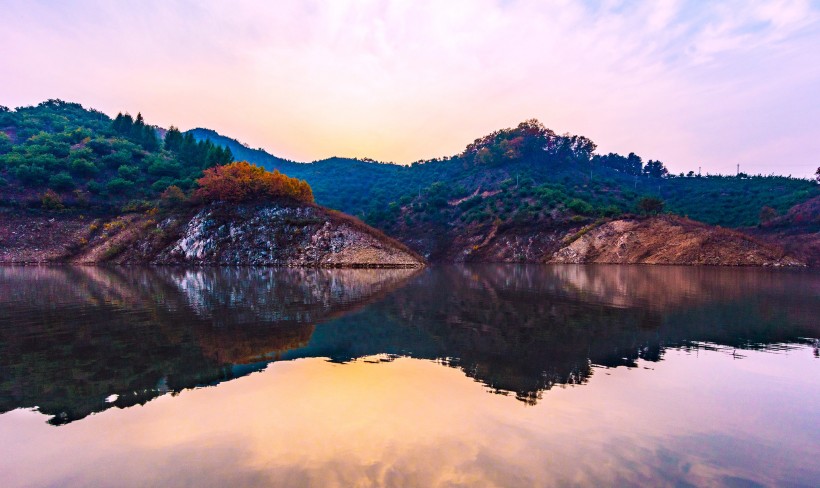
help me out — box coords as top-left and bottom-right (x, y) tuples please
(194, 161), (314, 204)
(117, 164), (140, 181)
(567, 198), (594, 215)
(87, 181), (104, 194)
(69, 158), (98, 177)
(103, 219), (127, 232)
(48, 171), (75, 191)
(41, 189), (64, 210)
(160, 185), (187, 207)
(107, 178), (136, 195)
(601, 204), (621, 217)
(15, 165), (49, 186)
(638, 197), (665, 215)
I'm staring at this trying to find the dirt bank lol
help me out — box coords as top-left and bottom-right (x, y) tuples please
(550, 216), (804, 266)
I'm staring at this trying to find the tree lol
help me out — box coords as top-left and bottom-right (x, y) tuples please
(107, 178), (136, 195)
(195, 161), (314, 204)
(626, 153), (643, 175)
(638, 197), (664, 215)
(112, 112), (134, 135)
(48, 172), (75, 191)
(164, 126), (183, 152)
(0, 132), (11, 154)
(643, 160), (668, 178)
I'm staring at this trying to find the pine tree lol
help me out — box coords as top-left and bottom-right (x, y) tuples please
(164, 126), (183, 152)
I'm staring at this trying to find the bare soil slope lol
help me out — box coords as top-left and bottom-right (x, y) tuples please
(746, 195), (820, 266)
(551, 216), (803, 266)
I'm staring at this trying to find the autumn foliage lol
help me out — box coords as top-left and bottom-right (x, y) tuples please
(195, 161), (314, 204)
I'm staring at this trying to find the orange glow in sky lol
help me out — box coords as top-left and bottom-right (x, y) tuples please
(2, 1), (819, 177)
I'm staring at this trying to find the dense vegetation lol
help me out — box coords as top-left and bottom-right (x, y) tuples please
(1, 100), (816, 234)
(0, 100), (232, 211)
(195, 161), (313, 204)
(195, 120), (818, 230)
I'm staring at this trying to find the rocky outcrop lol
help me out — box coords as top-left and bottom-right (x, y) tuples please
(119, 202), (424, 267)
(0, 205), (808, 267)
(0, 202), (424, 267)
(550, 216), (804, 266)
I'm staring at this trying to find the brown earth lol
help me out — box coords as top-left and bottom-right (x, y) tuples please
(0, 202), (425, 268)
(0, 208), (98, 264)
(550, 216), (804, 266)
(0, 206), (810, 267)
(745, 195), (820, 267)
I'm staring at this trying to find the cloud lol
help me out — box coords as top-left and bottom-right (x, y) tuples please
(1, 0), (818, 175)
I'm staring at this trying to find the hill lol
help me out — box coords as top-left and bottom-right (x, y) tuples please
(187, 128), (298, 172)
(2, 100), (817, 265)
(0, 100), (232, 211)
(192, 121), (818, 261)
(0, 200), (423, 267)
(746, 195), (820, 266)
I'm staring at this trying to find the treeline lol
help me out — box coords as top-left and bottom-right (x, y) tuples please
(460, 119), (598, 167)
(111, 112), (159, 151)
(3, 101), (816, 230)
(594, 153), (668, 178)
(344, 120), (815, 230)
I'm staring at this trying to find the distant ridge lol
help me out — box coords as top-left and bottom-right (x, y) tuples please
(186, 128), (300, 172)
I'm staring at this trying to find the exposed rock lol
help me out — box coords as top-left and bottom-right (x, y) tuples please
(120, 202), (423, 267)
(0, 202), (424, 267)
(550, 216), (804, 266)
(0, 205), (809, 267)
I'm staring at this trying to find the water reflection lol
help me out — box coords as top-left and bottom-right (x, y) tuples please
(0, 266), (418, 424)
(0, 265), (817, 423)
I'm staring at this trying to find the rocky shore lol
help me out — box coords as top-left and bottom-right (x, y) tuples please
(0, 207), (810, 267)
(0, 203), (425, 268)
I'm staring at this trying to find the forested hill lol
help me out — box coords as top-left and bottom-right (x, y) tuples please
(190, 122), (819, 231)
(0, 100), (232, 211)
(188, 128), (297, 172)
(1, 100), (816, 237)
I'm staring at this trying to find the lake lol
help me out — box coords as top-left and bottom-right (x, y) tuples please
(0, 265), (818, 487)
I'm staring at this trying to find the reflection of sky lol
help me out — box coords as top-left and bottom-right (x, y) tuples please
(1, 348), (818, 487)
(2, 1), (819, 177)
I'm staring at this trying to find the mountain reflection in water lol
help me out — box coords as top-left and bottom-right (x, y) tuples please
(0, 265), (817, 424)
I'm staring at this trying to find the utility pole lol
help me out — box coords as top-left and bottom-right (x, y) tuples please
(737, 163), (740, 176)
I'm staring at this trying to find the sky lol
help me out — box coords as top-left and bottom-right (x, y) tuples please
(1, 0), (819, 177)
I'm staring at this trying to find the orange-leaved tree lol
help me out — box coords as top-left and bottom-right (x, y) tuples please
(195, 161), (314, 204)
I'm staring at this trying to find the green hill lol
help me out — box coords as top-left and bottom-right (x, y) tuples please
(190, 121), (818, 232)
(2, 100), (816, 245)
(0, 100), (231, 211)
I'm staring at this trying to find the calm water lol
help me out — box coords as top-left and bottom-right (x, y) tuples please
(0, 265), (818, 487)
